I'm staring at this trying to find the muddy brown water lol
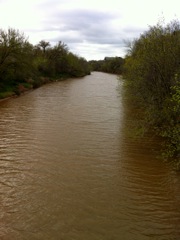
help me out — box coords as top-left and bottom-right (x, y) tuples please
(0, 72), (180, 240)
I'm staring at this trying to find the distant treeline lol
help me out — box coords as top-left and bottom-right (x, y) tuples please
(123, 20), (180, 166)
(0, 28), (90, 99)
(89, 57), (124, 74)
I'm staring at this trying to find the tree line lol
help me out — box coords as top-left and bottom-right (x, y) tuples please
(89, 56), (124, 74)
(123, 20), (180, 166)
(0, 28), (90, 98)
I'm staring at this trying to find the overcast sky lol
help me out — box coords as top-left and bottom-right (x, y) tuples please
(0, 0), (180, 60)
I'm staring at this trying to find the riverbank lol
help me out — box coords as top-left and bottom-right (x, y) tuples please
(0, 77), (54, 101)
(122, 20), (180, 169)
(0, 28), (91, 103)
(0, 73), (90, 101)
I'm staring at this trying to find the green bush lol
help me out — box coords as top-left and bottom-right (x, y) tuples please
(123, 20), (180, 165)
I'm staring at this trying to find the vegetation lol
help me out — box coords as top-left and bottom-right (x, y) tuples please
(123, 20), (180, 168)
(1, 24), (179, 168)
(0, 28), (90, 98)
(89, 56), (124, 74)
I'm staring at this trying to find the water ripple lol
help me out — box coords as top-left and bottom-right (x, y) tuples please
(0, 72), (180, 240)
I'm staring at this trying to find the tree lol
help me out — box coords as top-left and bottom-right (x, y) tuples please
(0, 29), (91, 96)
(123, 20), (180, 161)
(0, 28), (34, 86)
(38, 40), (50, 53)
(89, 57), (124, 74)
(67, 53), (89, 77)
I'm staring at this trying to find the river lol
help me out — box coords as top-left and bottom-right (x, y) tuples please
(0, 72), (180, 240)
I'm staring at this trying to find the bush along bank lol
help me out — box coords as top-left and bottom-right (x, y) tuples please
(0, 29), (90, 99)
(123, 20), (180, 169)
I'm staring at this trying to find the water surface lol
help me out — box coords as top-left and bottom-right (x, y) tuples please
(0, 72), (180, 239)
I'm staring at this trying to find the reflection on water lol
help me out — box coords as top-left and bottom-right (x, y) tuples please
(0, 72), (180, 240)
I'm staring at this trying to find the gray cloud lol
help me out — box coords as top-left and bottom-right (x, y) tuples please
(27, 7), (144, 59)
(41, 9), (125, 44)
(2, 0), (177, 60)
(42, 9), (117, 31)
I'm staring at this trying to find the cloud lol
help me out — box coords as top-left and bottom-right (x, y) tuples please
(32, 8), (131, 59)
(1, 0), (180, 60)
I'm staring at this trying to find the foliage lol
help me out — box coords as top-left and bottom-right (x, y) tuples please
(160, 79), (180, 164)
(0, 28), (90, 98)
(67, 53), (90, 77)
(123, 20), (180, 165)
(38, 40), (50, 53)
(0, 29), (34, 87)
(89, 57), (124, 74)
